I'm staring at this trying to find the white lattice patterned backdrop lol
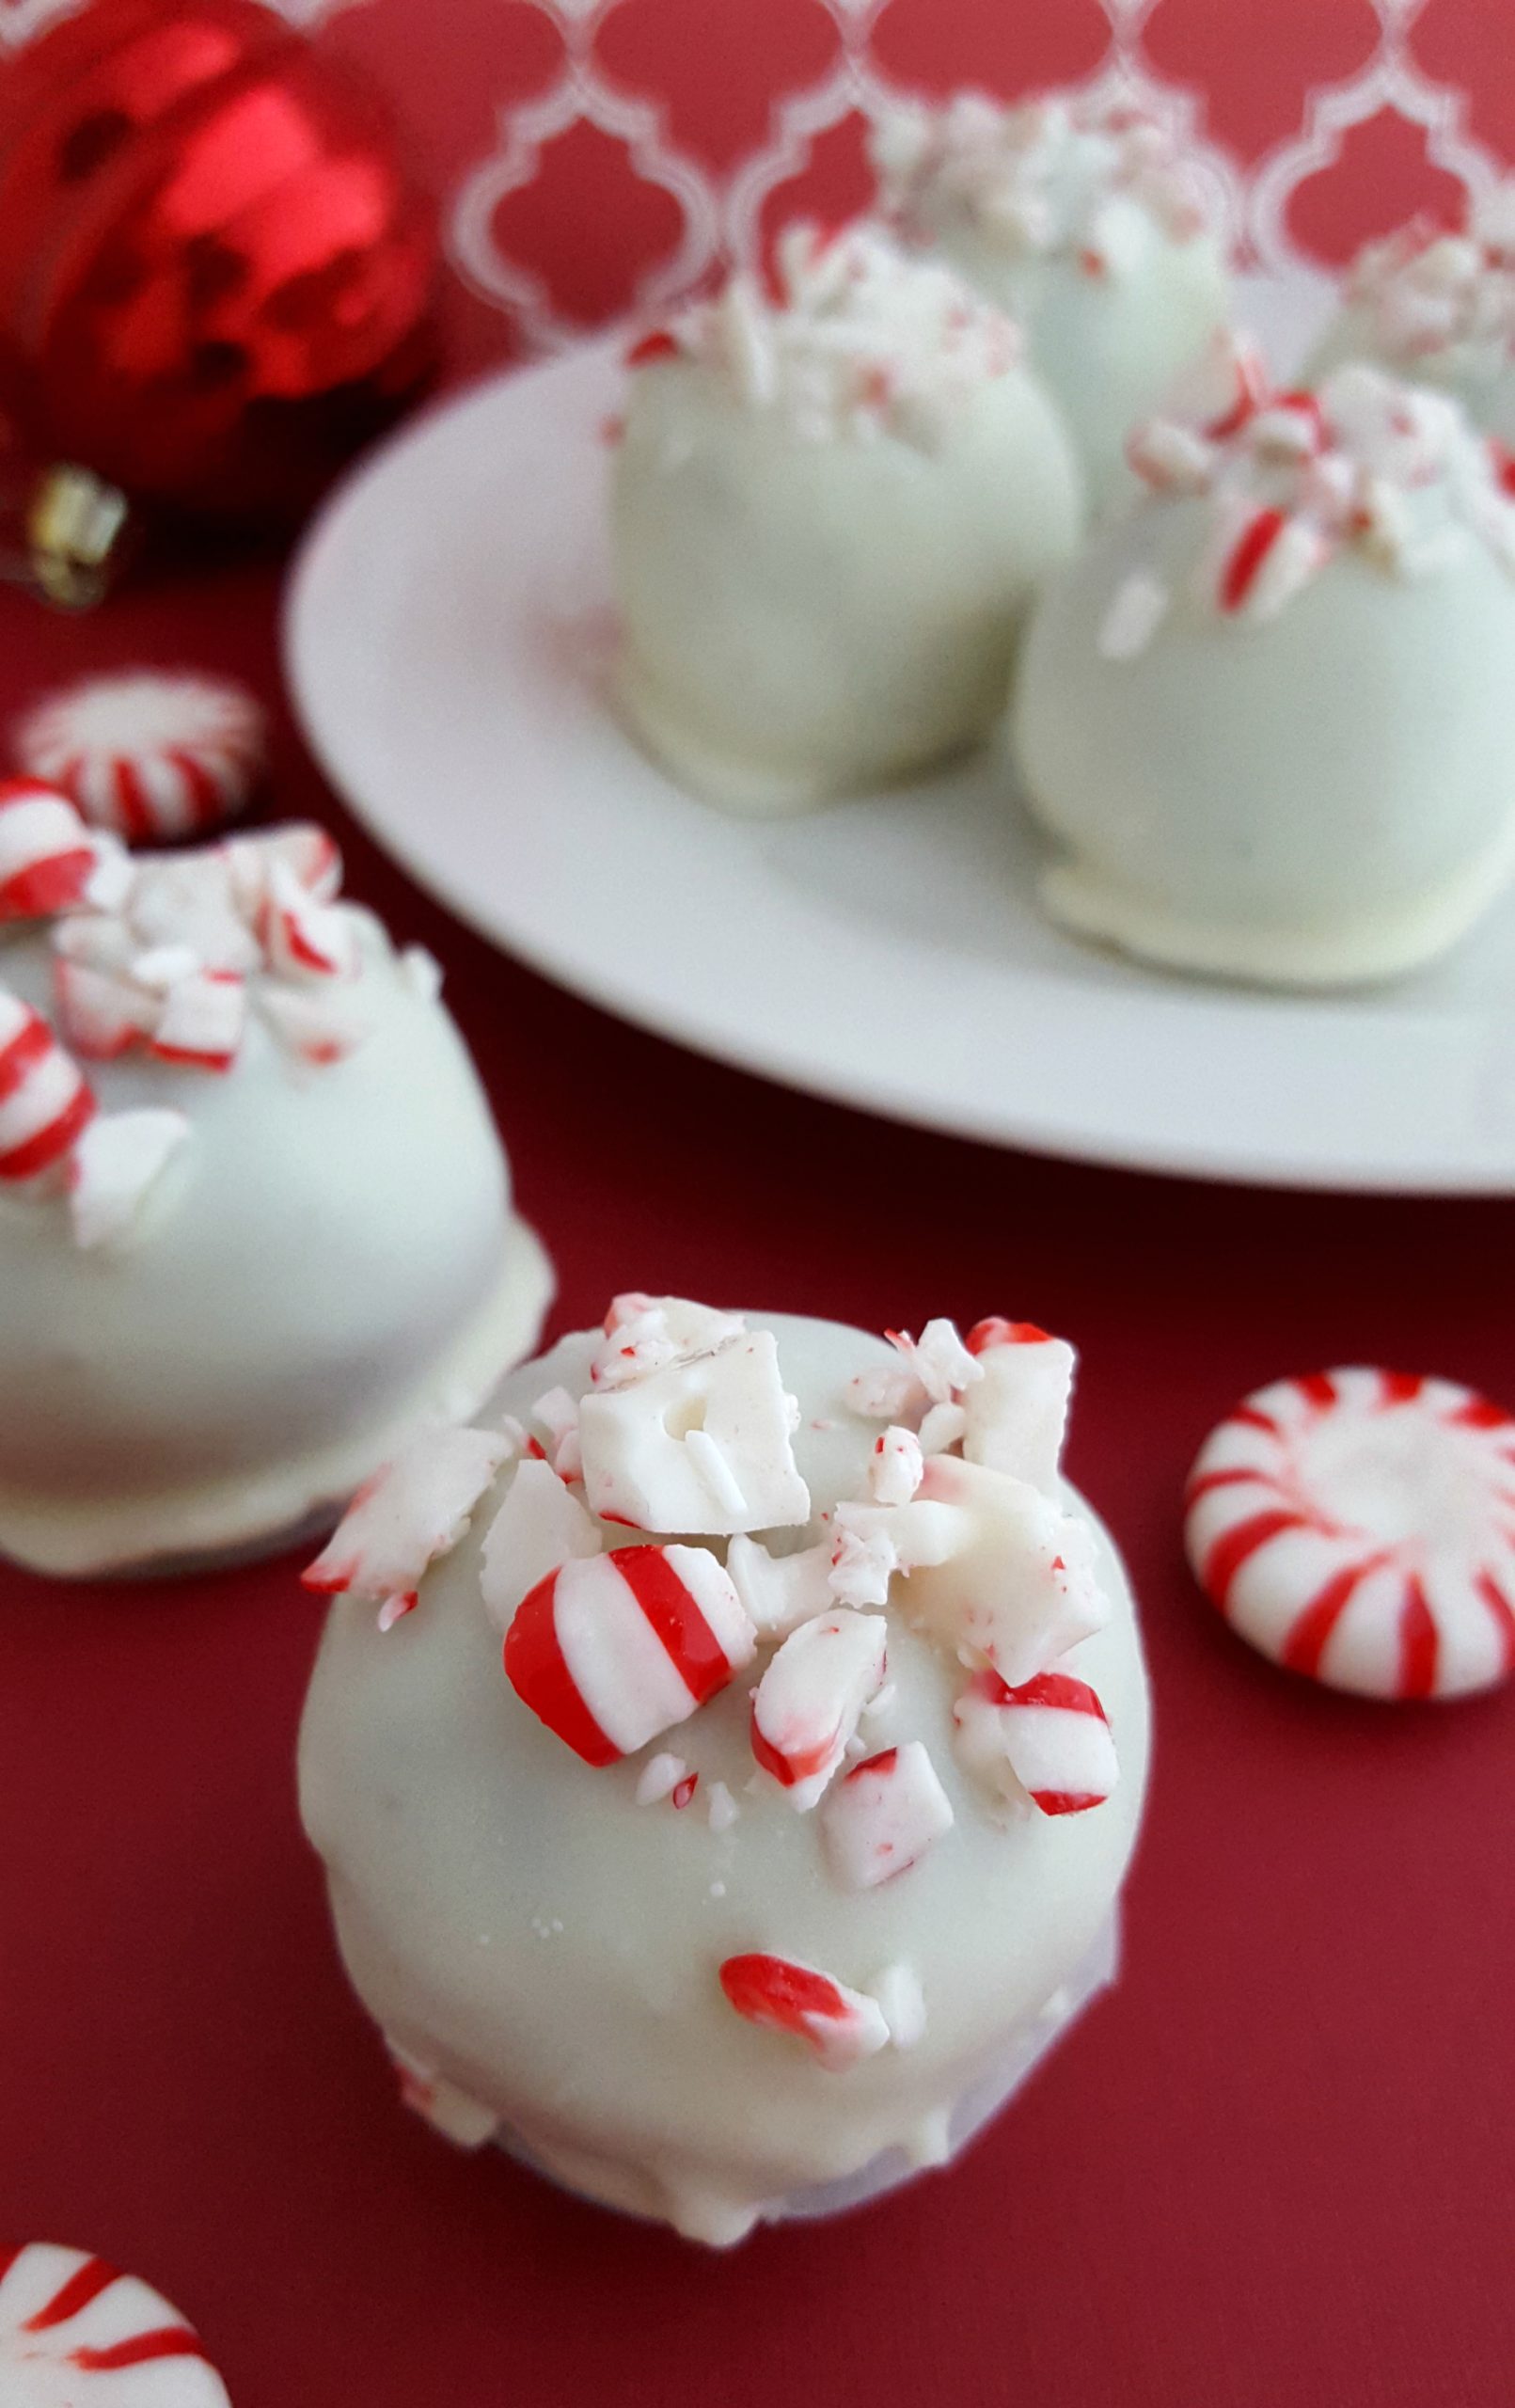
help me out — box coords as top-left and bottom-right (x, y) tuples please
(3, 0), (1509, 364)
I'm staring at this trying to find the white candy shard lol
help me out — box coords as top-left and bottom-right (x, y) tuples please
(822, 1739), (955, 1888)
(256, 979), (372, 1066)
(578, 1327), (809, 1535)
(149, 966), (246, 1070)
(479, 1456), (601, 1633)
(1098, 569), (1171, 660)
(750, 1608), (889, 1808)
(387, 2039), (499, 2147)
(636, 1751), (688, 1804)
(905, 1454), (1110, 1686)
(401, 943), (444, 1002)
(918, 1399), (968, 1454)
(873, 1960), (928, 2049)
(828, 1495), (961, 1607)
(960, 1318), (1076, 1493)
(706, 1779), (739, 1833)
(726, 1533), (835, 1638)
(846, 1357), (928, 1422)
(263, 858), (359, 981)
(304, 1424), (511, 1614)
(953, 1668), (1118, 1814)
(868, 1423), (924, 1505)
(891, 1318), (983, 1404)
(529, 1384), (582, 1481)
(67, 1107), (190, 1250)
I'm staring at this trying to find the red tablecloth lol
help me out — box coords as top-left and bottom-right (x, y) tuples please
(1, 549), (1511, 2408)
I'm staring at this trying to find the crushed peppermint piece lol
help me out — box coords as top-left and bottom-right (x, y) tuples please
(67, 1107), (190, 1249)
(907, 1455), (1110, 1685)
(578, 1328), (809, 1535)
(750, 1608), (889, 1809)
(822, 1740), (955, 1888)
(869, 1424), (924, 1505)
(873, 1960), (928, 2049)
(479, 1456), (601, 1633)
(718, 1951), (891, 2071)
(1127, 342), (1515, 618)
(1098, 569), (1172, 660)
(960, 1321), (1075, 1493)
(0, 2239), (230, 2404)
(624, 222), (1022, 455)
(303, 1424), (512, 1613)
(504, 1545), (755, 1764)
(953, 1668), (1118, 1814)
(726, 1534), (834, 1638)
(0, 985), (95, 1183)
(636, 1751), (688, 1805)
(706, 1780), (740, 1833)
(874, 90), (1216, 269)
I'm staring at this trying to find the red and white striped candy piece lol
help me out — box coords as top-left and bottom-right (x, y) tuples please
(16, 671), (267, 842)
(0, 2241), (229, 2403)
(0, 779), (121, 922)
(822, 1739), (955, 1888)
(0, 988), (94, 1182)
(304, 1423), (512, 1623)
(1210, 500), (1334, 621)
(960, 1317), (1075, 1494)
(1185, 1368), (1515, 1700)
(953, 1669), (1118, 1815)
(718, 1953), (890, 2073)
(750, 1608), (888, 1808)
(906, 1455), (1109, 1687)
(262, 861), (357, 983)
(147, 967), (246, 1073)
(504, 1544), (756, 1765)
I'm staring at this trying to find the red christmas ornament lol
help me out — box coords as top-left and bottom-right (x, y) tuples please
(0, 0), (438, 519)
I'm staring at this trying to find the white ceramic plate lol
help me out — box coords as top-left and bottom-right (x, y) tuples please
(285, 313), (1515, 1194)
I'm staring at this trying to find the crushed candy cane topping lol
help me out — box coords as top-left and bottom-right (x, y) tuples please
(873, 89), (1215, 268)
(1342, 188), (1515, 372)
(624, 220), (1022, 452)
(0, 818), (451, 1251)
(309, 1298), (1124, 2075)
(1122, 339), (1515, 634)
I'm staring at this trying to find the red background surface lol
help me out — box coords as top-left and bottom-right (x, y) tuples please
(2, 4), (1515, 2405)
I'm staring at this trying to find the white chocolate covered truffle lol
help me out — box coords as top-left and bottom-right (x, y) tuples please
(0, 805), (551, 1576)
(1310, 189), (1515, 452)
(610, 222), (1083, 812)
(299, 1298), (1149, 2247)
(1010, 344), (1515, 985)
(874, 91), (1230, 515)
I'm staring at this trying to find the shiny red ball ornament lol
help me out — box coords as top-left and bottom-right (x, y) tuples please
(0, 0), (438, 518)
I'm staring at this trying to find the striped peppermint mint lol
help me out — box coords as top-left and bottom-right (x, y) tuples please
(1185, 1367), (1515, 1700)
(0, 2242), (229, 2403)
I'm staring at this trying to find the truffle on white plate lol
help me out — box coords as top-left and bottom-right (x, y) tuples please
(1009, 342), (1515, 986)
(299, 1297), (1148, 2247)
(873, 89), (1231, 515)
(610, 220), (1083, 813)
(0, 807), (551, 1576)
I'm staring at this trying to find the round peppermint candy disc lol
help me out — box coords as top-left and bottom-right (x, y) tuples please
(15, 673), (266, 844)
(1185, 1368), (1515, 1700)
(0, 2242), (229, 2403)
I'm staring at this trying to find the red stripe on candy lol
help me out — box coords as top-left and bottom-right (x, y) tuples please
(1297, 1370), (1338, 1410)
(1201, 1509), (1307, 1608)
(166, 748), (221, 830)
(503, 1573), (619, 1766)
(1220, 508), (1286, 610)
(1183, 1465), (1270, 1506)
(998, 1670), (1106, 1717)
(615, 1545), (733, 1702)
(1397, 1576), (1439, 1699)
(625, 328), (678, 367)
(1280, 1555), (1387, 1678)
(1229, 1402), (1282, 1437)
(0, 1081), (94, 1180)
(0, 848), (96, 919)
(0, 1012), (53, 1102)
(1380, 1369), (1425, 1406)
(1029, 1790), (1104, 1816)
(111, 758), (155, 844)
(1476, 1571), (1515, 1675)
(25, 2252), (118, 2329)
(750, 1703), (837, 1787)
(73, 2324), (212, 2371)
(1448, 1394), (1509, 1431)
(719, 1954), (847, 2031)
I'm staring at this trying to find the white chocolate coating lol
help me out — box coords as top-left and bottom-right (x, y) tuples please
(874, 94), (1231, 515)
(0, 914), (551, 1576)
(611, 229), (1083, 812)
(299, 1314), (1149, 2246)
(1010, 383), (1515, 987)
